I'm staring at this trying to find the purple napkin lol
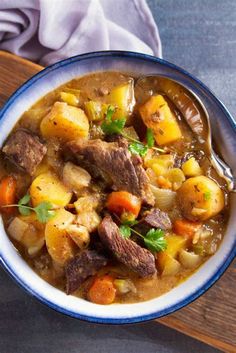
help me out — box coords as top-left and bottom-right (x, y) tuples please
(0, 0), (162, 66)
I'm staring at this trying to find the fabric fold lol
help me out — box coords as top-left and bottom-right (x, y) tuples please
(0, 0), (162, 65)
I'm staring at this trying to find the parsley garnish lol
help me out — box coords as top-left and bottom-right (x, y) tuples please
(144, 228), (167, 252)
(101, 106), (126, 134)
(203, 191), (211, 201)
(18, 194), (31, 216)
(128, 142), (148, 157)
(146, 128), (155, 148)
(101, 106), (165, 157)
(119, 221), (167, 253)
(2, 194), (55, 223)
(119, 224), (131, 238)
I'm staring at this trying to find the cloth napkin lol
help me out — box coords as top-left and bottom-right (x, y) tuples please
(0, 0), (162, 66)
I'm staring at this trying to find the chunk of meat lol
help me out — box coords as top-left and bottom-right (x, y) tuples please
(98, 215), (157, 277)
(2, 129), (47, 175)
(143, 208), (172, 230)
(65, 250), (108, 294)
(66, 138), (155, 206)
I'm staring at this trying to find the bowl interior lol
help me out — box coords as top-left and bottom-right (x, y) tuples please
(0, 52), (235, 323)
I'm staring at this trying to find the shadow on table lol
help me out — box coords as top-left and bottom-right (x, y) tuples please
(0, 269), (221, 353)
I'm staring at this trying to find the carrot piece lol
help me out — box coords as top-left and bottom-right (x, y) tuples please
(106, 191), (141, 218)
(156, 176), (172, 189)
(88, 275), (116, 305)
(173, 219), (202, 239)
(0, 176), (17, 214)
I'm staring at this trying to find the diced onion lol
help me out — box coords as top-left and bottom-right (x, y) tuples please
(179, 249), (202, 269)
(150, 185), (176, 211)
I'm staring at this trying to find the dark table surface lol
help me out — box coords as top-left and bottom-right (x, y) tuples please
(1, 1), (235, 352)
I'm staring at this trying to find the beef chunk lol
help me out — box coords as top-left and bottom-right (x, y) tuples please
(66, 138), (155, 206)
(2, 129), (47, 175)
(65, 250), (108, 294)
(98, 216), (157, 277)
(143, 208), (172, 230)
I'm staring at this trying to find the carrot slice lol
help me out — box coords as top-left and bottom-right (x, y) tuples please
(88, 275), (116, 305)
(173, 219), (202, 239)
(0, 176), (17, 214)
(106, 191), (141, 218)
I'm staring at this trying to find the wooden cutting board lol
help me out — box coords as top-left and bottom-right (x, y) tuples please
(0, 50), (235, 353)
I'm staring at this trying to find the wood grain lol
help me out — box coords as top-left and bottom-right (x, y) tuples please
(0, 50), (235, 353)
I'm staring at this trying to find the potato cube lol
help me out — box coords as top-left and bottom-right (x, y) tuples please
(108, 81), (135, 121)
(165, 235), (187, 258)
(139, 95), (182, 145)
(30, 171), (72, 207)
(74, 195), (100, 213)
(67, 224), (90, 249)
(76, 210), (101, 232)
(157, 252), (181, 276)
(40, 102), (89, 141)
(45, 209), (76, 265)
(151, 163), (167, 177)
(60, 92), (79, 106)
(144, 154), (174, 169)
(182, 157), (203, 177)
(156, 234), (186, 275)
(166, 168), (185, 190)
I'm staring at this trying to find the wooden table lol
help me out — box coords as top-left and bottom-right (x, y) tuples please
(0, 50), (235, 352)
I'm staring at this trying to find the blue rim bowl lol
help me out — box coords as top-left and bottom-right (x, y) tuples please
(0, 51), (235, 324)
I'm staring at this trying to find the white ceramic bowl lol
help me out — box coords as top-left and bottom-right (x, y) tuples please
(0, 51), (235, 324)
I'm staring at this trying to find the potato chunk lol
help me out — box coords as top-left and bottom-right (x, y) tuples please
(76, 210), (101, 232)
(182, 157), (202, 177)
(60, 92), (79, 106)
(157, 253), (181, 276)
(74, 195), (100, 213)
(40, 102), (89, 141)
(107, 81), (135, 121)
(30, 171), (72, 207)
(139, 95), (182, 145)
(45, 209), (76, 265)
(177, 176), (224, 221)
(67, 224), (90, 249)
(156, 234), (186, 276)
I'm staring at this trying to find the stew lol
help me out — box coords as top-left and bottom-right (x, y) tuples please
(0, 71), (228, 304)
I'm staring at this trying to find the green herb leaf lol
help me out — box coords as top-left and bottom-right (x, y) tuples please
(122, 219), (139, 227)
(18, 194), (31, 206)
(18, 194), (31, 216)
(128, 142), (148, 157)
(34, 202), (55, 223)
(101, 105), (126, 135)
(101, 117), (126, 135)
(203, 191), (211, 201)
(2, 194), (55, 223)
(144, 228), (167, 252)
(119, 224), (131, 238)
(106, 105), (115, 120)
(18, 205), (31, 216)
(146, 128), (155, 148)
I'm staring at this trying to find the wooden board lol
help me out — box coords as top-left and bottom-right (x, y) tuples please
(0, 50), (235, 353)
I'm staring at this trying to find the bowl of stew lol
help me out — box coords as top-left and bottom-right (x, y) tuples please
(0, 51), (235, 323)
